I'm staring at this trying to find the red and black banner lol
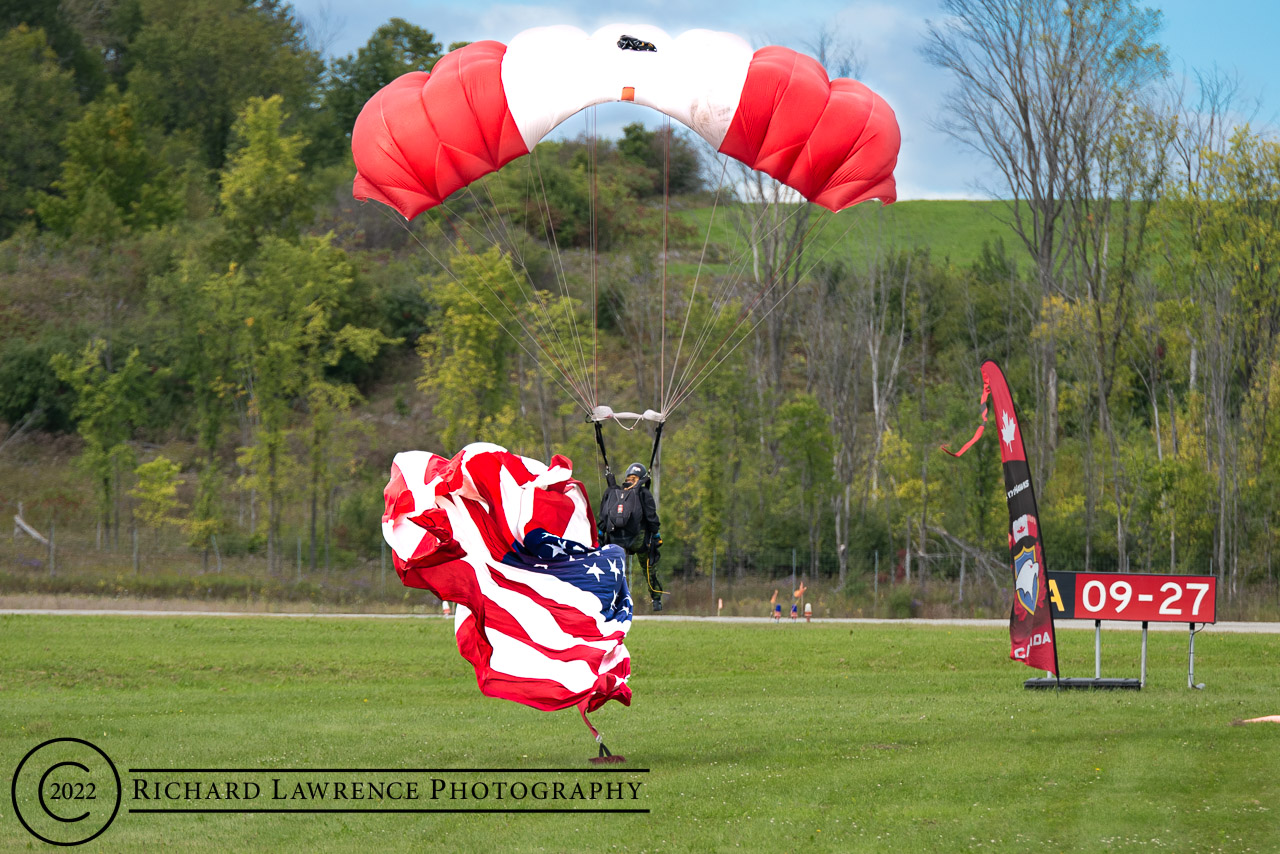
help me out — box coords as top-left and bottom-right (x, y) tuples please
(944, 361), (1058, 676)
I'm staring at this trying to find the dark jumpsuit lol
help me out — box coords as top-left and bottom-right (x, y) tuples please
(598, 473), (662, 602)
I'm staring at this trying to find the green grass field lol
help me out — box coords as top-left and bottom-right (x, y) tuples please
(675, 198), (1022, 274)
(3, 615), (1277, 852)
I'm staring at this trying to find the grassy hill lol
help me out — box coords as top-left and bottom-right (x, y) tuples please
(672, 198), (1023, 276)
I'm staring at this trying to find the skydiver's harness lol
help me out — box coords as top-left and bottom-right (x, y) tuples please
(590, 406), (665, 596)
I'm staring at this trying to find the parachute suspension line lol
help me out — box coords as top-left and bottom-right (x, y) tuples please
(588, 106), (600, 408)
(456, 154), (593, 411)
(667, 166), (811, 401)
(383, 205), (593, 415)
(528, 150), (572, 286)
(523, 148), (594, 405)
(666, 207), (867, 415)
(665, 192), (815, 413)
(666, 153), (767, 410)
(459, 182), (582, 394)
(665, 154), (732, 414)
(666, 211), (827, 414)
(440, 188), (593, 410)
(591, 108), (600, 409)
(664, 204), (827, 415)
(665, 274), (808, 417)
(413, 205), (594, 412)
(464, 179), (514, 257)
(660, 115), (670, 415)
(418, 179), (591, 410)
(525, 152), (595, 406)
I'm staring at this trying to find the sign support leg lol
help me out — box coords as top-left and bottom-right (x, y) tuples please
(1140, 621), (1148, 687)
(1094, 619), (1102, 679)
(1188, 623), (1205, 690)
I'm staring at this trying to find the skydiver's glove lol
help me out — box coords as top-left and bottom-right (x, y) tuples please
(651, 533), (662, 548)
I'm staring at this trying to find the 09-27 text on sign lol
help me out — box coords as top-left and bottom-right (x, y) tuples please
(1046, 572), (1216, 623)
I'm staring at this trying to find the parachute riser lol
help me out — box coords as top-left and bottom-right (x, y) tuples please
(647, 421), (664, 475)
(589, 410), (665, 506)
(648, 421), (664, 507)
(593, 422), (611, 479)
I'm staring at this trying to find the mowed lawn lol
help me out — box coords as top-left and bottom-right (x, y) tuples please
(2, 614), (1277, 852)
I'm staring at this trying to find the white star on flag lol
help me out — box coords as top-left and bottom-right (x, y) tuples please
(585, 562), (605, 580)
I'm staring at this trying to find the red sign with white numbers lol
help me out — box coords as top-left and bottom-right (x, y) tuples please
(1047, 572), (1216, 623)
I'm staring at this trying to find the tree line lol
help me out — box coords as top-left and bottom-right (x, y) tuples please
(2, 0), (1278, 604)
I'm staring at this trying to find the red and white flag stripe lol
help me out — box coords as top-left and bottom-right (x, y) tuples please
(383, 444), (631, 713)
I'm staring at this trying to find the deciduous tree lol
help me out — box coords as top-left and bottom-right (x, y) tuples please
(0, 26), (82, 235)
(50, 342), (152, 548)
(130, 455), (183, 548)
(125, 0), (320, 169)
(38, 87), (182, 241)
(923, 0), (1166, 487)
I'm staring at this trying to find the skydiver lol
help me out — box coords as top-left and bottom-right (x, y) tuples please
(598, 462), (664, 611)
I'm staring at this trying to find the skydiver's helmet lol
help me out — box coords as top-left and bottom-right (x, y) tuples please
(624, 462), (648, 487)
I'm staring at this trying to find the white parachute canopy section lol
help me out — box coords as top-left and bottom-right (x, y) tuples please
(500, 25), (754, 150)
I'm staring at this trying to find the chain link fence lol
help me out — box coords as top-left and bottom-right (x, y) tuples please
(6, 517), (1272, 618)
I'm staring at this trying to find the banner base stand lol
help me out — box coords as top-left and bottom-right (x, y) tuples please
(1024, 677), (1141, 690)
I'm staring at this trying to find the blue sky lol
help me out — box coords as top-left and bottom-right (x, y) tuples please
(292, 0), (1277, 200)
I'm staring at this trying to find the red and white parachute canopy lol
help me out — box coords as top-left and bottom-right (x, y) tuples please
(351, 24), (900, 218)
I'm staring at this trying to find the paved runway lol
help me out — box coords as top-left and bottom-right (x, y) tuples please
(3, 608), (1277, 633)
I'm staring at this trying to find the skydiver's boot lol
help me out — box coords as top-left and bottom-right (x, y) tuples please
(651, 596), (663, 612)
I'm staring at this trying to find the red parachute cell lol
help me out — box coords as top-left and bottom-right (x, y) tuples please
(719, 46), (898, 210)
(351, 41), (529, 218)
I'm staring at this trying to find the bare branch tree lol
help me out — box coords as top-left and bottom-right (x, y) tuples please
(1067, 94), (1175, 570)
(800, 256), (872, 584)
(923, 0), (1166, 488)
(804, 21), (864, 80)
(295, 0), (347, 57)
(862, 251), (911, 513)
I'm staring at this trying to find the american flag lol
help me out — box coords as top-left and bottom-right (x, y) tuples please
(382, 444), (632, 714)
